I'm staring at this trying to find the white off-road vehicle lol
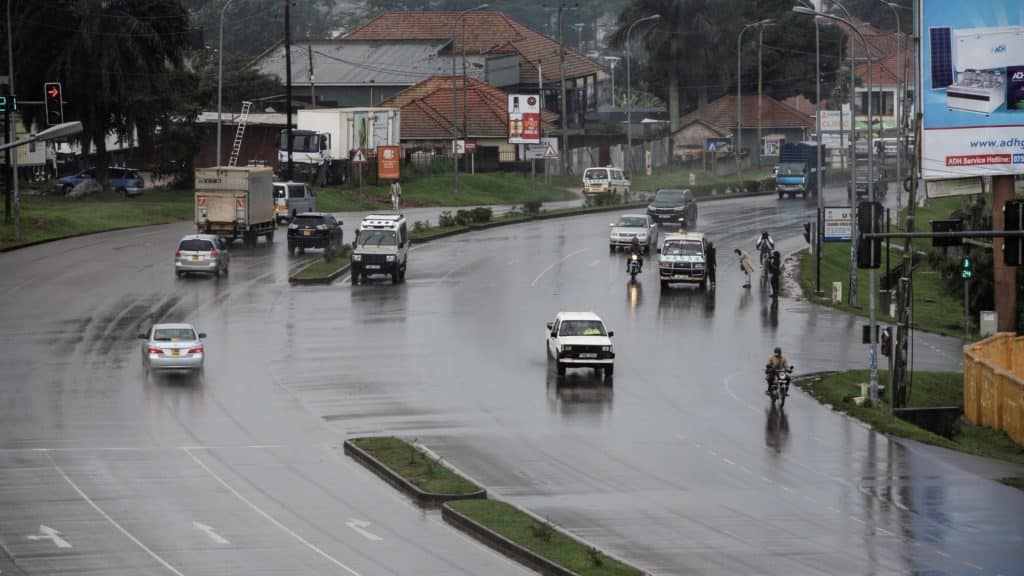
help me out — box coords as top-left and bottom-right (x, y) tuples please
(545, 311), (615, 377)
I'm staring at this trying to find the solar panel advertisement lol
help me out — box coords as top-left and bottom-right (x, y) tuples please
(921, 0), (1024, 180)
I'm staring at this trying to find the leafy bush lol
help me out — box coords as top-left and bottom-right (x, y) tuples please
(324, 245), (340, 262)
(412, 220), (431, 233)
(469, 207), (492, 223)
(438, 210), (455, 227)
(522, 200), (542, 215)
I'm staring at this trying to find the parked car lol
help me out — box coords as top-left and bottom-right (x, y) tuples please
(139, 323), (206, 374)
(175, 234), (229, 278)
(287, 212), (343, 255)
(608, 214), (657, 252)
(58, 167), (145, 197)
(647, 188), (697, 226)
(273, 181), (316, 223)
(546, 311), (615, 377)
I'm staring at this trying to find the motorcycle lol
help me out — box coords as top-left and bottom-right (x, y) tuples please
(766, 366), (793, 406)
(627, 252), (642, 281)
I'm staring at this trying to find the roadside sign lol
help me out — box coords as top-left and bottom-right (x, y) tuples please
(453, 139), (465, 155)
(525, 137), (558, 160)
(824, 206), (853, 241)
(465, 139), (477, 154)
(377, 145), (400, 179)
(508, 94), (541, 144)
(705, 137), (730, 153)
(543, 143), (558, 159)
(352, 149), (367, 164)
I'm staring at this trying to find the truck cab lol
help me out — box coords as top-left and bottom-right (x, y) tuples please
(351, 214), (408, 285)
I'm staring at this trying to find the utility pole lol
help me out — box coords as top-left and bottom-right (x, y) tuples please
(284, 0), (294, 181)
(994, 174), (1017, 332)
(308, 42), (316, 108)
(558, 4), (570, 177)
(7, 0), (19, 240)
(757, 25), (764, 169)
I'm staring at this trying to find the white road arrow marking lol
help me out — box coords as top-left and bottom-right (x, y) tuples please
(193, 521), (229, 544)
(26, 525), (71, 548)
(346, 519), (383, 541)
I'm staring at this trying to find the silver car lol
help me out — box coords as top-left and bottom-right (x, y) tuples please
(139, 323), (206, 373)
(608, 214), (657, 252)
(175, 234), (229, 278)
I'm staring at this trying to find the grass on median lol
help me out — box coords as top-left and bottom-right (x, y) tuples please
(351, 437), (481, 495)
(448, 500), (643, 576)
(629, 166), (773, 192)
(798, 370), (1024, 468)
(291, 245), (352, 280)
(0, 188), (194, 250)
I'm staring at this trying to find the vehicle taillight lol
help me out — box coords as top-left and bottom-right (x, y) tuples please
(147, 347), (162, 355)
(188, 347), (203, 354)
(175, 249), (181, 257)
(209, 249), (218, 257)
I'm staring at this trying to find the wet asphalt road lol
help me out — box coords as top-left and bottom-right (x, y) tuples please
(0, 185), (1022, 575)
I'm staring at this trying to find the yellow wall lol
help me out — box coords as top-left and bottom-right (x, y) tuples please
(963, 333), (1024, 445)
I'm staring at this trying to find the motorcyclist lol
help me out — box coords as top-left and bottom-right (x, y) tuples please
(627, 236), (644, 273)
(756, 231), (775, 265)
(764, 346), (792, 394)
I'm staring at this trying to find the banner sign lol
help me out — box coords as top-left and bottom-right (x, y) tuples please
(824, 206), (853, 242)
(377, 146), (400, 180)
(921, 0), (1024, 180)
(508, 94), (541, 144)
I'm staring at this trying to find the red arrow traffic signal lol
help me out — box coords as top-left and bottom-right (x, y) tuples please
(44, 82), (63, 126)
(46, 86), (59, 98)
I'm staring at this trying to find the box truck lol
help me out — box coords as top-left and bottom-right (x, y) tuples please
(775, 141), (826, 199)
(195, 166), (276, 245)
(277, 108), (401, 185)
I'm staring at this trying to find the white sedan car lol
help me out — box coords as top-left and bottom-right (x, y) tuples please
(139, 323), (206, 373)
(609, 213), (657, 252)
(546, 311), (615, 377)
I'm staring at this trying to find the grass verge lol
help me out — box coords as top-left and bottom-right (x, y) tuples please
(797, 370), (1024, 468)
(0, 188), (193, 250)
(317, 172), (573, 211)
(629, 166), (773, 191)
(290, 246), (352, 280)
(448, 500), (643, 576)
(350, 437), (480, 495)
(796, 197), (967, 338)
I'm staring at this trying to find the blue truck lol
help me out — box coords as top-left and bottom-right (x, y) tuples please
(774, 141), (826, 199)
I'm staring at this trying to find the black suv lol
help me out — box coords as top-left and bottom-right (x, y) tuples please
(647, 188), (697, 226)
(287, 212), (343, 255)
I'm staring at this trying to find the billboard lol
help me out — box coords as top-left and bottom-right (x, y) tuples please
(824, 206), (853, 242)
(921, 0), (1024, 180)
(377, 146), (400, 180)
(508, 94), (541, 144)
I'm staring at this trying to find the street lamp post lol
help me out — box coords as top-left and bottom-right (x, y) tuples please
(451, 4), (488, 199)
(625, 14), (660, 176)
(736, 19), (773, 176)
(603, 56), (620, 107)
(796, 0), (822, 295)
(879, 0), (902, 223)
(217, 0), (235, 169)
(794, 5), (877, 403)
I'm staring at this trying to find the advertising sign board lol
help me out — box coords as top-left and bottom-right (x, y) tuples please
(377, 146), (400, 180)
(921, 0), (1024, 180)
(508, 94), (541, 144)
(824, 206), (853, 242)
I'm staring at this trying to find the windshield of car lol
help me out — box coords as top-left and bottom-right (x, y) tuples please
(654, 190), (685, 203)
(662, 241), (702, 257)
(357, 229), (396, 246)
(777, 163), (806, 175)
(178, 239), (214, 252)
(293, 215), (326, 226)
(583, 169), (608, 181)
(615, 216), (648, 228)
(152, 328), (197, 342)
(558, 320), (607, 337)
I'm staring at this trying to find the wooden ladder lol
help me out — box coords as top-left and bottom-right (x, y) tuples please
(227, 100), (252, 167)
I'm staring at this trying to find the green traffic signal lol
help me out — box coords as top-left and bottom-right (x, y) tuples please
(961, 256), (972, 279)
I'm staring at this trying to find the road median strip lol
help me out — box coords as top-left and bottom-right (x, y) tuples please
(345, 436), (646, 575)
(288, 245), (352, 284)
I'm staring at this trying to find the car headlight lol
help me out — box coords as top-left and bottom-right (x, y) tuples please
(638, 233), (648, 240)
(602, 346), (611, 352)
(562, 345), (572, 352)
(647, 205), (655, 211)
(288, 223), (298, 230)
(385, 255), (396, 262)
(352, 254), (362, 261)
(673, 206), (684, 211)
(316, 224), (327, 230)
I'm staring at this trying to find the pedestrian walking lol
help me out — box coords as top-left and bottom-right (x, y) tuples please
(390, 179), (402, 212)
(734, 248), (755, 288)
(706, 241), (717, 286)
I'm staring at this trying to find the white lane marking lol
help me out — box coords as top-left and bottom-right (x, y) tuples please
(346, 519), (383, 542)
(707, 450), (718, 457)
(780, 485), (794, 493)
(935, 550), (951, 559)
(760, 476), (773, 484)
(722, 458), (736, 466)
(826, 506), (839, 513)
(802, 495), (817, 504)
(876, 527), (895, 537)
(738, 465), (753, 475)
(48, 455), (185, 576)
(26, 525), (71, 549)
(184, 448), (362, 576)
(849, 515), (866, 525)
(589, 259), (601, 267)
(530, 248), (589, 286)
(963, 561), (983, 571)
(192, 521), (229, 544)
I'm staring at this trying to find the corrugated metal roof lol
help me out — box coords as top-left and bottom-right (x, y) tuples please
(195, 112), (287, 126)
(249, 40), (485, 86)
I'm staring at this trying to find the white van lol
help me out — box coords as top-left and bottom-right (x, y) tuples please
(582, 166), (630, 201)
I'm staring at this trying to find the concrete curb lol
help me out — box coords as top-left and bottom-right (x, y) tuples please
(441, 503), (580, 576)
(288, 261), (351, 285)
(342, 440), (487, 508)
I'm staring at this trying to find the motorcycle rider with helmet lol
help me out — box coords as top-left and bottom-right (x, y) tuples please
(756, 231), (775, 265)
(764, 346), (792, 394)
(627, 236), (644, 273)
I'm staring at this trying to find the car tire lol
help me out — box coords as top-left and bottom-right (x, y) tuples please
(604, 365), (614, 377)
(298, 247), (305, 255)
(660, 279), (669, 289)
(266, 230), (274, 243)
(556, 361), (566, 375)
(609, 244), (616, 252)
(399, 267), (406, 281)
(175, 270), (184, 278)
(116, 187), (128, 199)
(288, 244), (295, 255)
(391, 272), (399, 285)
(778, 191), (784, 199)
(63, 184), (73, 196)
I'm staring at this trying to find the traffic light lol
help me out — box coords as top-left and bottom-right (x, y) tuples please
(44, 82), (63, 126)
(857, 201), (883, 269)
(803, 221), (811, 244)
(961, 256), (972, 279)
(880, 327), (891, 357)
(1005, 200), (1024, 266)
